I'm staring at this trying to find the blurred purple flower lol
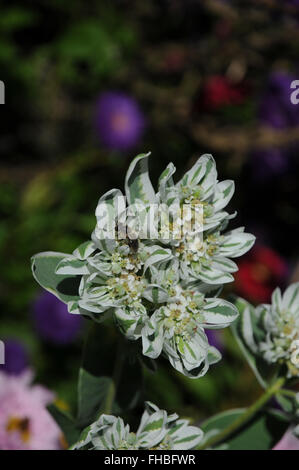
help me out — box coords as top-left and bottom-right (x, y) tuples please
(251, 71), (299, 180)
(33, 291), (82, 345)
(0, 370), (62, 449)
(205, 330), (224, 353)
(95, 92), (146, 151)
(0, 339), (29, 375)
(258, 71), (299, 129)
(250, 148), (290, 180)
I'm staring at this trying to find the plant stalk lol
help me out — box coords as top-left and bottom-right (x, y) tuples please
(197, 376), (286, 450)
(102, 339), (126, 415)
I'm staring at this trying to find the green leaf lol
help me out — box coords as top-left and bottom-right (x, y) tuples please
(144, 246), (172, 272)
(77, 369), (113, 428)
(178, 154), (215, 187)
(276, 391), (298, 414)
(31, 251), (80, 303)
(158, 162), (176, 201)
(213, 180), (235, 212)
(56, 256), (89, 275)
(73, 241), (96, 260)
(201, 408), (289, 450)
(78, 323), (143, 428)
(219, 229), (256, 258)
(47, 404), (80, 447)
(143, 285), (169, 304)
(203, 298), (239, 327)
(125, 153), (156, 205)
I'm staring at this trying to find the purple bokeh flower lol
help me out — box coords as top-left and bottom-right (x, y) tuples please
(0, 339), (29, 375)
(286, 0), (299, 6)
(0, 370), (62, 450)
(95, 92), (146, 151)
(205, 330), (224, 353)
(250, 148), (290, 180)
(258, 71), (299, 129)
(251, 71), (299, 180)
(33, 291), (83, 345)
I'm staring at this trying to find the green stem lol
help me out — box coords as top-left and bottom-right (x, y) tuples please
(197, 377), (285, 450)
(102, 340), (126, 415)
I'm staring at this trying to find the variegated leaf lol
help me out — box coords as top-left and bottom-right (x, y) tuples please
(137, 410), (168, 448)
(282, 282), (299, 313)
(169, 419), (203, 450)
(73, 241), (97, 260)
(213, 180), (235, 212)
(158, 162), (176, 201)
(125, 153), (157, 205)
(177, 154), (215, 190)
(144, 246), (172, 272)
(31, 251), (80, 303)
(203, 298), (238, 327)
(219, 229), (255, 258)
(142, 285), (169, 304)
(55, 256), (89, 275)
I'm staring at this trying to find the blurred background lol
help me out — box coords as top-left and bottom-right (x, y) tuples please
(1, 0), (299, 448)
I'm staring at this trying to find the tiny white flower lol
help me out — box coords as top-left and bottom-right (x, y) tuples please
(238, 283), (299, 378)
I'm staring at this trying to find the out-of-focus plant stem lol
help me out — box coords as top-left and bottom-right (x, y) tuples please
(102, 340), (126, 415)
(197, 376), (286, 450)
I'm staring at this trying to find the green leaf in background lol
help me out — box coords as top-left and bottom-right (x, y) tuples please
(31, 251), (81, 303)
(201, 408), (289, 450)
(77, 369), (113, 429)
(52, 16), (136, 84)
(77, 323), (143, 428)
(275, 391), (298, 415)
(47, 404), (80, 448)
(0, 8), (36, 34)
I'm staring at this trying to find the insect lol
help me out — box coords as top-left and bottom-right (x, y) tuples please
(127, 238), (139, 253)
(115, 222), (139, 253)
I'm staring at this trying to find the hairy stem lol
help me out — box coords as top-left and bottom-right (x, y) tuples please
(197, 377), (286, 450)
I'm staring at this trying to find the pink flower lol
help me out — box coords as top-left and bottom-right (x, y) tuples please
(273, 428), (299, 450)
(0, 370), (62, 450)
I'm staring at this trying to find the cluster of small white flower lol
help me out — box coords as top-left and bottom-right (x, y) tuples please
(35, 154), (255, 378)
(236, 283), (299, 379)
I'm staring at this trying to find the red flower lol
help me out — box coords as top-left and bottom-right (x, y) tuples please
(234, 245), (289, 304)
(202, 76), (248, 111)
